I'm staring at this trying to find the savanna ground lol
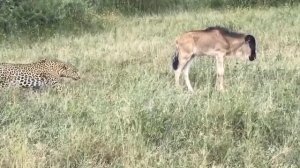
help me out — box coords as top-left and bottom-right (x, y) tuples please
(0, 4), (300, 168)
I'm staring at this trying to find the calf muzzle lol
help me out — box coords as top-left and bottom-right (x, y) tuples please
(249, 53), (256, 61)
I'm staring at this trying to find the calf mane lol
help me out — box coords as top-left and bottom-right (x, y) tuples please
(204, 26), (244, 38)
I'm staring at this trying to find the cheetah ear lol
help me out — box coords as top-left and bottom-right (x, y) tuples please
(38, 59), (47, 63)
(40, 72), (47, 78)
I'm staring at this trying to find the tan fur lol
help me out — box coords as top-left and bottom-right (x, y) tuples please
(173, 27), (256, 92)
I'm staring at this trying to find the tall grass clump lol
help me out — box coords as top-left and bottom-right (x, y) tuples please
(88, 0), (298, 13)
(0, 0), (101, 39)
(1, 0), (298, 38)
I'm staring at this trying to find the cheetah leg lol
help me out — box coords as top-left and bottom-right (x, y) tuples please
(52, 83), (63, 92)
(39, 73), (62, 91)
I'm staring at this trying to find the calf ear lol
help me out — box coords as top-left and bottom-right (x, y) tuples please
(245, 35), (256, 49)
(245, 35), (255, 43)
(62, 65), (67, 70)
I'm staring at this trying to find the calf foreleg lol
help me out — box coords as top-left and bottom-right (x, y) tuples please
(216, 55), (225, 91)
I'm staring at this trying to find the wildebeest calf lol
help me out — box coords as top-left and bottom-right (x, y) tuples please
(172, 26), (256, 92)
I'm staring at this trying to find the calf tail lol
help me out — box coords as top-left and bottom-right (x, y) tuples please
(172, 49), (179, 70)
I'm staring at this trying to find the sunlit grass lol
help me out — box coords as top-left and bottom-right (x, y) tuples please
(0, 5), (299, 167)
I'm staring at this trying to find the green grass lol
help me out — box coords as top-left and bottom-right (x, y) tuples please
(0, 5), (300, 168)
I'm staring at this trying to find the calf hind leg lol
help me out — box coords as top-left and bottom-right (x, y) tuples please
(183, 58), (194, 92)
(174, 56), (190, 89)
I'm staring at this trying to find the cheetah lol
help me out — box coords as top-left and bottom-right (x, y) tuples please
(0, 58), (80, 90)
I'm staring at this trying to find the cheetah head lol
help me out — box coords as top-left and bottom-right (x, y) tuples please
(59, 64), (80, 80)
(38, 59), (80, 80)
